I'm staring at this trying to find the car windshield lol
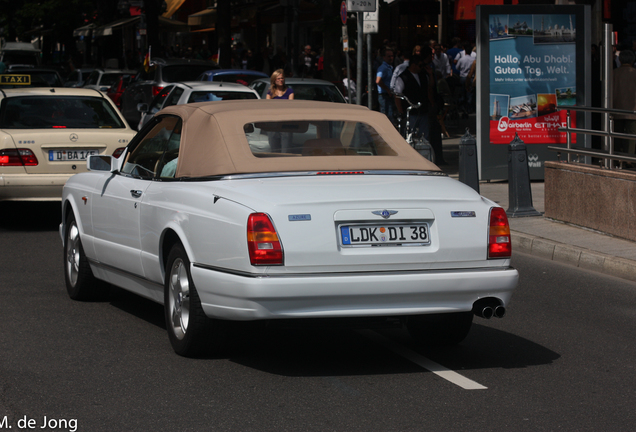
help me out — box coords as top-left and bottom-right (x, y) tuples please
(1, 53), (39, 66)
(244, 120), (397, 157)
(162, 65), (215, 82)
(0, 96), (126, 129)
(290, 84), (345, 103)
(187, 90), (257, 103)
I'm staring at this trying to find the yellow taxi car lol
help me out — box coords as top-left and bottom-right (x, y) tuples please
(0, 85), (136, 201)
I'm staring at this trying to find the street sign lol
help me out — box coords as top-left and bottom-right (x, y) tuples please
(340, 1), (347, 25)
(347, 0), (376, 12)
(363, 11), (378, 34)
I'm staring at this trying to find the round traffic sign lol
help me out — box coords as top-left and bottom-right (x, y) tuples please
(340, 1), (347, 25)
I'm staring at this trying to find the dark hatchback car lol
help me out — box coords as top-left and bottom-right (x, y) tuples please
(120, 58), (219, 128)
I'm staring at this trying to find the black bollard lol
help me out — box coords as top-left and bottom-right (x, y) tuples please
(458, 128), (480, 193)
(507, 133), (541, 218)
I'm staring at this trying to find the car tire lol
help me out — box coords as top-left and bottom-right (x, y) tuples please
(406, 312), (473, 346)
(164, 243), (226, 357)
(63, 212), (107, 301)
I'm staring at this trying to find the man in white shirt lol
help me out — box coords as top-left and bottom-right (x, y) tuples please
(456, 44), (475, 78)
(456, 44), (476, 109)
(432, 43), (451, 78)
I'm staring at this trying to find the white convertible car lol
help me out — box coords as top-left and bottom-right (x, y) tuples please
(60, 100), (518, 357)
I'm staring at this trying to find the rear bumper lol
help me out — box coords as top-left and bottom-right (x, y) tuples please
(191, 265), (519, 321)
(0, 173), (71, 201)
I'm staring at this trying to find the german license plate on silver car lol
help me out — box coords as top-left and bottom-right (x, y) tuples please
(49, 149), (98, 161)
(339, 223), (431, 247)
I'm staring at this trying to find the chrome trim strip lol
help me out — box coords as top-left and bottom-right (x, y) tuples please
(225, 170), (448, 180)
(193, 262), (515, 279)
(187, 170), (448, 182)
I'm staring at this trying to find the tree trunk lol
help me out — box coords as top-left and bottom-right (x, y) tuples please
(146, 0), (161, 55)
(217, 0), (232, 69)
(322, 0), (344, 82)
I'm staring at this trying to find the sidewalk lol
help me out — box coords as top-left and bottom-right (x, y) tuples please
(439, 114), (636, 283)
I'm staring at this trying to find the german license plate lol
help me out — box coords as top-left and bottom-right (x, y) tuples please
(339, 223), (431, 247)
(49, 149), (98, 161)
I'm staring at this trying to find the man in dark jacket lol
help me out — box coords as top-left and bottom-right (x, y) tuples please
(394, 48), (447, 164)
(393, 54), (433, 141)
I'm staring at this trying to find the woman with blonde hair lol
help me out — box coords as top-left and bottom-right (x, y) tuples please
(266, 69), (294, 99)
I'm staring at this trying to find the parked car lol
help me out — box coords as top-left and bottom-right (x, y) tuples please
(137, 81), (260, 129)
(120, 58), (219, 128)
(64, 68), (96, 88)
(82, 68), (136, 92)
(106, 74), (135, 109)
(0, 88), (136, 201)
(0, 67), (64, 87)
(60, 100), (518, 357)
(198, 69), (268, 86)
(249, 77), (346, 103)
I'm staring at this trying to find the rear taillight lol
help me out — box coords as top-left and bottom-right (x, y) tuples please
(112, 147), (125, 158)
(247, 213), (284, 266)
(488, 207), (512, 259)
(0, 148), (38, 166)
(152, 85), (164, 97)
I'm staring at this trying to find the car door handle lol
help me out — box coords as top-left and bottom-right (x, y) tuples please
(130, 190), (142, 198)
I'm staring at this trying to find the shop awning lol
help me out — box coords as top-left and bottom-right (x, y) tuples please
(73, 23), (97, 38)
(188, 7), (216, 27)
(93, 16), (189, 37)
(163, 0), (187, 18)
(159, 16), (189, 32)
(454, 0), (518, 21)
(94, 16), (139, 37)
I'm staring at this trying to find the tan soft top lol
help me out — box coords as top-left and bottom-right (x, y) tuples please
(158, 100), (440, 178)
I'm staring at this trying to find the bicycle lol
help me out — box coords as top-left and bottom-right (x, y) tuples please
(394, 93), (435, 163)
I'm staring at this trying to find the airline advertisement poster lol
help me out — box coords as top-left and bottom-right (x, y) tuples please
(476, 5), (590, 180)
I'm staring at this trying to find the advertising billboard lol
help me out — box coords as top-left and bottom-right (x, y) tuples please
(476, 5), (590, 180)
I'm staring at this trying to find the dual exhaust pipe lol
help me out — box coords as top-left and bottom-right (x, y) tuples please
(472, 298), (506, 319)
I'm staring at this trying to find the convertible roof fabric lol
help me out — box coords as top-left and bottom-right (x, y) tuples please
(158, 100), (441, 178)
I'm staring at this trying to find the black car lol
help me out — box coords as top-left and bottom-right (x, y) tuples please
(119, 58), (219, 129)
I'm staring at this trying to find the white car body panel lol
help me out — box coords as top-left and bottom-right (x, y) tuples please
(62, 171), (518, 320)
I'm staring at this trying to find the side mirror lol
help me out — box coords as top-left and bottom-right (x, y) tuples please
(137, 102), (149, 113)
(87, 154), (118, 173)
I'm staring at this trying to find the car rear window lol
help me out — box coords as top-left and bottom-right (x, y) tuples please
(0, 96), (126, 129)
(244, 120), (397, 157)
(291, 84), (346, 103)
(187, 91), (257, 103)
(100, 73), (123, 87)
(211, 74), (265, 85)
(162, 65), (215, 83)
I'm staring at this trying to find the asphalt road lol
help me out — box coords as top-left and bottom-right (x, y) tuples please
(1, 202), (635, 432)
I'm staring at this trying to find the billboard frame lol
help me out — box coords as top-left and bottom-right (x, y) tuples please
(476, 5), (591, 180)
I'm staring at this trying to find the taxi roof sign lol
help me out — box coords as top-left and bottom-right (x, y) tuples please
(0, 74), (31, 85)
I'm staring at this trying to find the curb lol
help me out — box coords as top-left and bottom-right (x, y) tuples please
(511, 231), (636, 283)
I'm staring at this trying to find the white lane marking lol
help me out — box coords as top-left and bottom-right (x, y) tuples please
(358, 330), (487, 390)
